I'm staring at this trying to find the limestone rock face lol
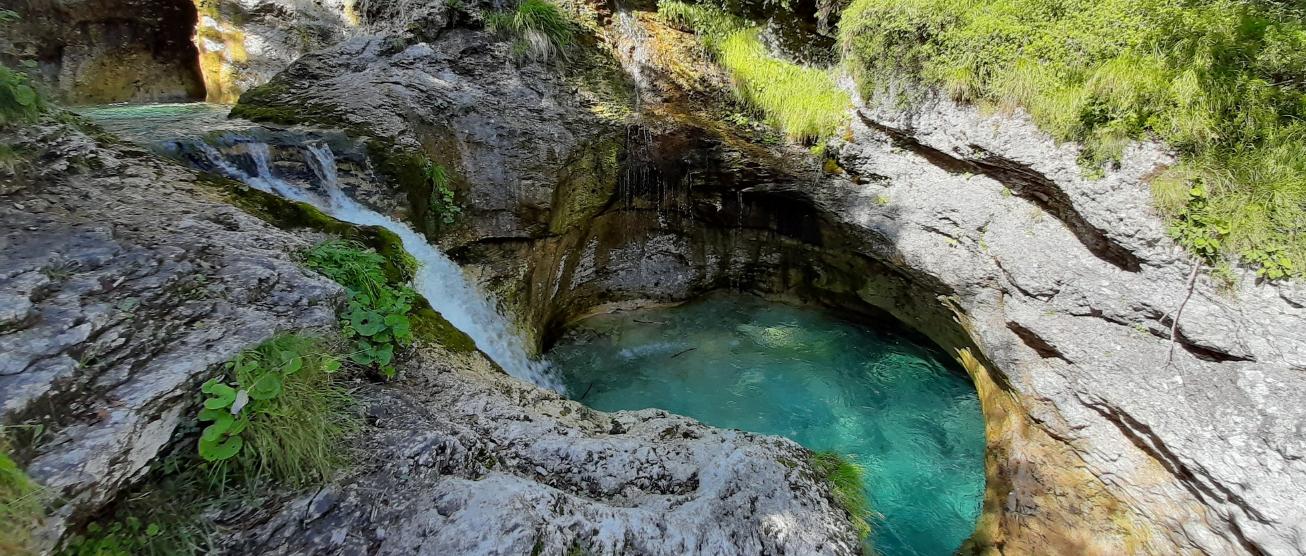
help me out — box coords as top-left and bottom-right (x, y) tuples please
(1, 112), (863, 552)
(822, 93), (1306, 555)
(0, 118), (343, 547)
(233, 7), (1306, 554)
(195, 0), (358, 103)
(229, 348), (861, 555)
(0, 0), (356, 104)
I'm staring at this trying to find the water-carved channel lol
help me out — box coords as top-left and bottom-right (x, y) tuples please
(80, 102), (988, 556)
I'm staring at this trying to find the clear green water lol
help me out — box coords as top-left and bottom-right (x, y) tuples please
(75, 103), (244, 143)
(550, 294), (986, 556)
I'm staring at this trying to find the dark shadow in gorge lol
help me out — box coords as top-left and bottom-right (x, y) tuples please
(2, 0), (205, 103)
(446, 107), (1001, 391)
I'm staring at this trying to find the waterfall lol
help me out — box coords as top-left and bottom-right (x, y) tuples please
(215, 138), (565, 392)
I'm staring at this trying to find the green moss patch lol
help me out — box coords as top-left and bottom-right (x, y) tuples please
(411, 306), (478, 352)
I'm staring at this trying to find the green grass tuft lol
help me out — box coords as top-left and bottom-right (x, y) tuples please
(839, 0), (1306, 277)
(203, 334), (355, 486)
(659, 0), (850, 142)
(1, 434), (43, 556)
(233, 335), (355, 485)
(486, 0), (577, 63)
(809, 450), (872, 541)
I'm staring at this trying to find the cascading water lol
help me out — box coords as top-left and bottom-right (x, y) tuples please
(77, 103), (562, 391)
(297, 145), (565, 391)
(289, 143), (564, 391)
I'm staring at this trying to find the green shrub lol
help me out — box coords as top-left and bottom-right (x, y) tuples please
(305, 240), (416, 378)
(809, 451), (871, 541)
(63, 518), (171, 556)
(485, 0), (576, 63)
(839, 0), (1306, 277)
(424, 161), (462, 226)
(0, 11), (43, 125)
(1, 434), (43, 555)
(197, 335), (353, 485)
(658, 0), (850, 142)
(305, 239), (391, 300)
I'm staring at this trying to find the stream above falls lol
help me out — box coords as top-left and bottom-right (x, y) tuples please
(77, 102), (563, 391)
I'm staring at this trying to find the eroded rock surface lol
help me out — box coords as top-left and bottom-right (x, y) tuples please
(229, 6), (1306, 554)
(822, 93), (1306, 555)
(0, 118), (342, 545)
(231, 348), (861, 555)
(195, 0), (358, 102)
(1, 0), (206, 103)
(1, 110), (863, 552)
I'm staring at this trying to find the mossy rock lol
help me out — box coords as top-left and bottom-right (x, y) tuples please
(209, 177), (413, 283)
(365, 138), (469, 239)
(229, 80), (360, 133)
(411, 305), (477, 353)
(548, 134), (622, 234)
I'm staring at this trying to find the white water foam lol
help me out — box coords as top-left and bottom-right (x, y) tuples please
(225, 139), (564, 391)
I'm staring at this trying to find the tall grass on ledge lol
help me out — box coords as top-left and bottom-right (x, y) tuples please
(719, 29), (850, 142)
(485, 0), (576, 63)
(809, 450), (872, 542)
(839, 0), (1306, 278)
(659, 0), (851, 143)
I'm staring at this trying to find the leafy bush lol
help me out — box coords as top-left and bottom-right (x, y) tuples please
(839, 0), (1306, 277)
(485, 0), (576, 63)
(1, 434), (43, 555)
(305, 240), (416, 378)
(63, 518), (168, 556)
(0, 10), (43, 125)
(197, 335), (353, 485)
(659, 0), (850, 142)
(809, 451), (871, 541)
(424, 161), (462, 226)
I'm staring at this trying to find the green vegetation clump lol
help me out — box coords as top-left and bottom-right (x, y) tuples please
(719, 29), (850, 141)
(63, 515), (207, 556)
(306, 240), (416, 378)
(839, 0), (1306, 277)
(197, 335), (354, 485)
(0, 66), (41, 125)
(659, 1), (850, 142)
(0, 10), (43, 125)
(485, 0), (577, 63)
(809, 451), (871, 541)
(1, 434), (43, 555)
(423, 161), (463, 226)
